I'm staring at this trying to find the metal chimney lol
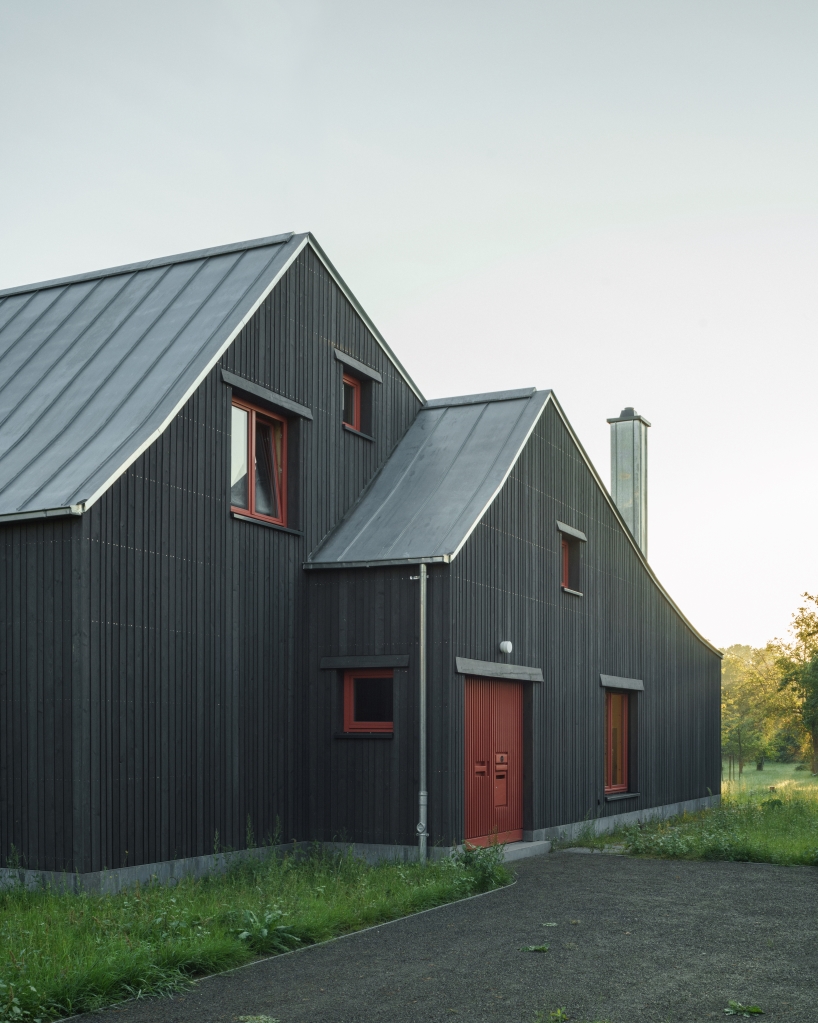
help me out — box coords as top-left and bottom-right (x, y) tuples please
(606, 406), (651, 557)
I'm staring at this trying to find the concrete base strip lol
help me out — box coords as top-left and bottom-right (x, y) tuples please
(0, 794), (720, 893)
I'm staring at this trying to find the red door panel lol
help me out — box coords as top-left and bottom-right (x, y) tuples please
(465, 677), (523, 845)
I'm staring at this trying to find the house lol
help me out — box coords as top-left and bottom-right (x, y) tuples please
(0, 232), (721, 885)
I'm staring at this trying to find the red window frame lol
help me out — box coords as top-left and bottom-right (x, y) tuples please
(342, 374), (361, 432)
(604, 690), (629, 793)
(343, 669), (394, 733)
(230, 398), (287, 526)
(561, 536), (571, 588)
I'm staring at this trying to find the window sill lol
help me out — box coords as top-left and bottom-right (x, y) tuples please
(561, 586), (583, 597)
(605, 792), (640, 802)
(334, 732), (394, 739)
(342, 423), (374, 442)
(231, 511), (303, 535)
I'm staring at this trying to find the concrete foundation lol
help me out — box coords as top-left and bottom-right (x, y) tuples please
(0, 794), (719, 893)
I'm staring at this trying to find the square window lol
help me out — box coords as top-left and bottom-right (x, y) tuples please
(342, 374), (361, 431)
(343, 669), (393, 732)
(604, 690), (629, 793)
(231, 398), (287, 525)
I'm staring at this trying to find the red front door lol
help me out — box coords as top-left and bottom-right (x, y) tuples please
(464, 676), (523, 845)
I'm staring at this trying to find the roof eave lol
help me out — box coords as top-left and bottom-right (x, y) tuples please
(304, 555), (451, 570)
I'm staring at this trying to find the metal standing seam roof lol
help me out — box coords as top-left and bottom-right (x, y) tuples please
(0, 232), (424, 521)
(308, 386), (721, 657)
(308, 388), (550, 567)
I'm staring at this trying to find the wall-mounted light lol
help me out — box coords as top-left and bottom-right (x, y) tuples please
(499, 640), (513, 655)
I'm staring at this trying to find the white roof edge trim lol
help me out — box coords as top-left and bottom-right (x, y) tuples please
(78, 235), (311, 515)
(305, 234), (425, 403)
(446, 390), (553, 563)
(546, 393), (722, 659)
(305, 555), (451, 570)
(0, 504), (84, 523)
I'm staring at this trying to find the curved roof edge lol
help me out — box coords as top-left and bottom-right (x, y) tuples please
(544, 392), (722, 659)
(307, 386), (720, 658)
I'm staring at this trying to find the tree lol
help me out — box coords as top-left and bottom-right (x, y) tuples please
(721, 644), (786, 773)
(777, 593), (818, 774)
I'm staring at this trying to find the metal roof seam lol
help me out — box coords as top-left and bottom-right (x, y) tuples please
(75, 235), (310, 517)
(0, 274), (132, 430)
(0, 287), (69, 374)
(445, 391), (553, 563)
(0, 262), (179, 507)
(3, 259), (192, 510)
(0, 292), (36, 337)
(327, 405), (452, 562)
(377, 401), (494, 560)
(60, 245), (278, 507)
(434, 393), (545, 557)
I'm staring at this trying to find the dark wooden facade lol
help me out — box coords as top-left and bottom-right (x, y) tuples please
(1, 242), (720, 875)
(1, 246), (421, 873)
(306, 402), (720, 850)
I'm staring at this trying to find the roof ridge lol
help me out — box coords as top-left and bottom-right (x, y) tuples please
(423, 387), (539, 409)
(0, 232), (298, 299)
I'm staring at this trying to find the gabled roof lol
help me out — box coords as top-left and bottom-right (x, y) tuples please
(309, 387), (721, 657)
(309, 388), (550, 566)
(0, 232), (423, 521)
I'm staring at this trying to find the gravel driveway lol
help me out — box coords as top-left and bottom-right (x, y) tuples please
(82, 852), (818, 1023)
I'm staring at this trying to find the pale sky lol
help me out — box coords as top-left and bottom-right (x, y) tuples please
(2, 1), (817, 648)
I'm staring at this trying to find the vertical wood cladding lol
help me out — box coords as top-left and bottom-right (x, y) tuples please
(1, 253), (721, 871)
(0, 517), (78, 872)
(450, 402), (721, 836)
(304, 564), (451, 848)
(0, 246), (421, 872)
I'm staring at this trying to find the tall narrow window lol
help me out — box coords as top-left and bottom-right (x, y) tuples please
(342, 374), (361, 431)
(604, 690), (629, 793)
(343, 669), (394, 733)
(561, 536), (571, 588)
(231, 399), (287, 525)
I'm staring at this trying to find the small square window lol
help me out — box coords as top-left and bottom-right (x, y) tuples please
(231, 398), (287, 525)
(604, 690), (629, 793)
(343, 669), (393, 732)
(342, 374), (361, 431)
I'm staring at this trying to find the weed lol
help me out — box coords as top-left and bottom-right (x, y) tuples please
(533, 1009), (568, 1023)
(724, 1002), (764, 1016)
(237, 1017), (280, 1022)
(622, 790), (818, 865)
(450, 841), (510, 891)
(521, 943), (549, 952)
(0, 845), (510, 1022)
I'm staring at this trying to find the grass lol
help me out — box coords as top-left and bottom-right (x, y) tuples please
(721, 759), (818, 800)
(0, 843), (511, 1022)
(556, 762), (818, 866)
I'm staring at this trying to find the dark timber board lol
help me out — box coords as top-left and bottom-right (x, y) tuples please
(305, 402), (720, 849)
(0, 247), (421, 872)
(0, 248), (720, 871)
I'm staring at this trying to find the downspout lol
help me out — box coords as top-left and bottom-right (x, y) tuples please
(417, 562), (429, 862)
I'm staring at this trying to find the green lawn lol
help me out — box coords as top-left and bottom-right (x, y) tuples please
(0, 844), (510, 1023)
(720, 759), (818, 800)
(557, 762), (818, 867)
